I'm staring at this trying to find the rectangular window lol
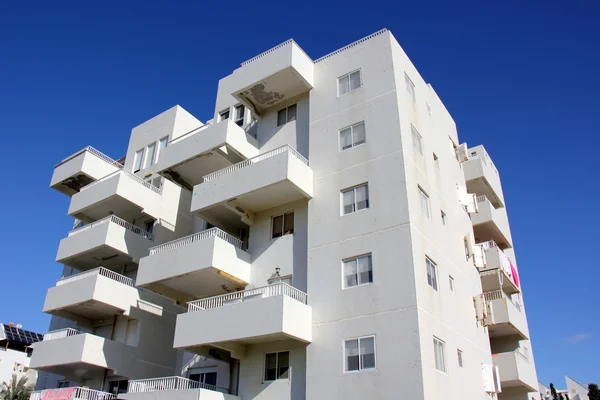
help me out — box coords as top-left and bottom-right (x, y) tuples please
(133, 149), (144, 172)
(144, 219), (155, 235)
(449, 275), (455, 292)
(144, 142), (156, 169)
(343, 254), (373, 288)
(418, 186), (430, 219)
(426, 257), (438, 290)
(405, 73), (416, 103)
(339, 121), (366, 151)
(342, 184), (369, 215)
(441, 210), (447, 226)
(411, 125), (423, 155)
(272, 212), (294, 238)
(264, 351), (289, 381)
(457, 349), (463, 368)
(338, 70), (362, 96)
(344, 336), (376, 372)
(234, 105), (245, 127)
(433, 337), (447, 373)
(57, 381), (69, 389)
(277, 104), (297, 127)
(156, 136), (168, 161)
(219, 108), (230, 121)
(189, 372), (217, 386)
(108, 380), (128, 395)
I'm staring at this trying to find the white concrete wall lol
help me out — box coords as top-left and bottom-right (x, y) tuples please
(0, 348), (36, 387)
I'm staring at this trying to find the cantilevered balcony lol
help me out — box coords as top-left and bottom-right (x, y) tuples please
(174, 283), (312, 360)
(191, 145), (312, 228)
(31, 387), (117, 400)
(137, 228), (251, 302)
(478, 241), (520, 294)
(30, 329), (137, 379)
(68, 169), (162, 222)
(123, 376), (240, 400)
(43, 267), (139, 322)
(56, 215), (153, 270)
(462, 147), (505, 208)
(156, 120), (259, 188)
(484, 290), (528, 340)
(471, 196), (512, 249)
(230, 40), (313, 118)
(50, 146), (123, 196)
(492, 350), (537, 393)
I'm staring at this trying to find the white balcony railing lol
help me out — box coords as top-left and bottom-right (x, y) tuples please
(477, 195), (488, 203)
(149, 227), (243, 255)
(67, 215), (154, 240)
(128, 376), (227, 394)
(31, 387), (116, 400)
(484, 290), (522, 312)
(55, 146), (123, 169)
(79, 169), (161, 194)
(188, 282), (307, 312)
(56, 267), (134, 287)
(202, 145), (309, 182)
(169, 123), (212, 145)
(42, 328), (82, 341)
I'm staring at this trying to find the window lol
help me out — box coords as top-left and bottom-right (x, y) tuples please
(441, 210), (447, 226)
(433, 337), (447, 373)
(457, 349), (463, 368)
(343, 254), (373, 288)
(57, 381), (69, 389)
(418, 186), (430, 219)
(144, 220), (155, 235)
(411, 125), (423, 155)
(156, 136), (168, 160)
(342, 184), (369, 215)
(189, 372), (217, 386)
(234, 105), (245, 127)
(144, 142), (156, 169)
(344, 336), (376, 372)
(426, 102), (431, 115)
(133, 149), (144, 172)
(108, 380), (128, 395)
(264, 351), (289, 381)
(426, 257), (438, 290)
(338, 70), (361, 96)
(449, 275), (455, 292)
(405, 73), (416, 102)
(433, 153), (439, 169)
(339, 121), (366, 151)
(219, 108), (230, 121)
(272, 212), (294, 238)
(277, 104), (297, 127)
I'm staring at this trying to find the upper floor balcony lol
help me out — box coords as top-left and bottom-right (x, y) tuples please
(191, 145), (312, 228)
(68, 169), (162, 222)
(484, 290), (528, 340)
(56, 215), (153, 270)
(137, 228), (251, 302)
(478, 241), (520, 294)
(50, 146), (123, 196)
(43, 267), (139, 322)
(156, 119), (259, 189)
(174, 283), (312, 360)
(123, 376), (240, 400)
(492, 349), (537, 393)
(462, 146), (505, 208)
(230, 40), (314, 119)
(31, 387), (117, 400)
(30, 329), (137, 380)
(471, 196), (512, 249)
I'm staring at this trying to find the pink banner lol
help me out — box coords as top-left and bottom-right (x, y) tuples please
(41, 387), (75, 400)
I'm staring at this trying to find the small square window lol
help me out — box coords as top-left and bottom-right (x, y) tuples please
(418, 186), (430, 219)
(264, 351), (289, 381)
(411, 125), (423, 155)
(457, 349), (463, 368)
(449, 275), (455, 292)
(342, 184), (369, 215)
(343, 254), (373, 288)
(433, 337), (447, 373)
(426, 257), (438, 291)
(338, 70), (362, 96)
(219, 109), (230, 121)
(277, 104), (297, 127)
(272, 212), (294, 238)
(340, 121), (366, 151)
(405, 73), (416, 103)
(344, 336), (376, 372)
(441, 211), (447, 226)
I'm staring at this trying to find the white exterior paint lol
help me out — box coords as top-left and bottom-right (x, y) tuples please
(0, 347), (36, 387)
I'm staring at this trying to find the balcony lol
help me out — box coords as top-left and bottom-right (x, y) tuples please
(123, 376), (240, 400)
(484, 290), (528, 340)
(230, 40), (313, 118)
(156, 120), (259, 188)
(68, 169), (162, 222)
(56, 215), (153, 270)
(30, 329), (137, 378)
(492, 350), (537, 392)
(174, 283), (312, 359)
(51, 146), (123, 196)
(137, 228), (251, 302)
(478, 241), (520, 294)
(462, 148), (504, 208)
(191, 145), (312, 228)
(43, 267), (139, 322)
(471, 196), (512, 249)
(31, 387), (116, 400)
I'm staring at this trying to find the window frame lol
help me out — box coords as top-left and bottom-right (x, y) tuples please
(263, 351), (290, 382)
(411, 125), (423, 155)
(133, 148), (145, 173)
(342, 253), (373, 289)
(144, 142), (156, 169)
(405, 73), (416, 103)
(337, 69), (362, 97)
(341, 183), (370, 216)
(57, 380), (70, 389)
(441, 210), (447, 226)
(433, 336), (447, 374)
(234, 104), (245, 127)
(277, 104), (297, 127)
(339, 121), (366, 151)
(457, 349), (464, 368)
(418, 186), (431, 219)
(426, 257), (438, 291)
(156, 136), (168, 162)
(448, 275), (455, 292)
(343, 335), (377, 373)
(219, 108), (230, 122)
(271, 212), (295, 239)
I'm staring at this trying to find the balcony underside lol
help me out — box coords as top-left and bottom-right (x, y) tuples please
(466, 178), (503, 209)
(161, 148), (243, 188)
(70, 194), (145, 222)
(57, 245), (134, 270)
(488, 323), (528, 341)
(480, 270), (519, 295)
(47, 300), (125, 322)
(473, 222), (511, 250)
(51, 149), (121, 196)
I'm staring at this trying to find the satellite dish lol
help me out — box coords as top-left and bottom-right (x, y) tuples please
(16, 324), (22, 329)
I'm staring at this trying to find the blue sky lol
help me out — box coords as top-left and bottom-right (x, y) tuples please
(1, 0), (598, 388)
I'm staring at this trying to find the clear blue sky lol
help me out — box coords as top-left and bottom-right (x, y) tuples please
(1, 0), (598, 388)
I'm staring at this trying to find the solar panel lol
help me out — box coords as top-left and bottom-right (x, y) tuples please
(2, 325), (43, 346)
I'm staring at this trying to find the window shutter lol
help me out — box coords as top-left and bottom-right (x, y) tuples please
(457, 185), (478, 214)
(482, 364), (495, 392)
(493, 365), (502, 393)
(473, 243), (486, 269)
(456, 143), (469, 162)
(473, 294), (489, 324)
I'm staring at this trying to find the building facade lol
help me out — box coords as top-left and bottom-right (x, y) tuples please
(31, 29), (538, 400)
(0, 323), (42, 387)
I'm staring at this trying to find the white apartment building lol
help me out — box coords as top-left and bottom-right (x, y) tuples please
(0, 323), (42, 386)
(31, 29), (539, 400)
